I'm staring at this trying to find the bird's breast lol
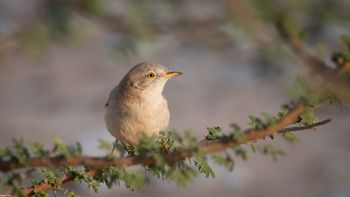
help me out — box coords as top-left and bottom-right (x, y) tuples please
(105, 93), (170, 144)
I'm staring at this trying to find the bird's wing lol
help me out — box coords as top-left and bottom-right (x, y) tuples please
(104, 99), (109, 107)
(105, 86), (118, 107)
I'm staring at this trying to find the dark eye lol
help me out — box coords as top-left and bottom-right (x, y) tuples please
(146, 72), (156, 78)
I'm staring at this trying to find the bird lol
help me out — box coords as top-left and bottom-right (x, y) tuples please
(104, 62), (182, 145)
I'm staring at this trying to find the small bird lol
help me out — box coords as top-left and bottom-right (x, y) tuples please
(105, 62), (182, 145)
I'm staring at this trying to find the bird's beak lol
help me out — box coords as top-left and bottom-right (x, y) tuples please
(163, 71), (182, 79)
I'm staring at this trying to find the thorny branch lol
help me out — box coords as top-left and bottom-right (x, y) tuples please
(274, 16), (350, 99)
(1, 101), (330, 196)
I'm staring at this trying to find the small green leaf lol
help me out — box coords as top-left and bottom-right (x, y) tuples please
(287, 77), (320, 106)
(12, 138), (30, 165)
(248, 115), (265, 129)
(121, 171), (147, 190)
(260, 144), (285, 161)
(331, 52), (346, 66)
(64, 190), (80, 197)
(197, 162), (215, 178)
(279, 104), (290, 117)
(53, 138), (69, 158)
(134, 135), (160, 156)
(211, 154), (234, 171)
(262, 112), (279, 126)
(165, 162), (197, 187)
(206, 127), (223, 140)
(31, 142), (49, 157)
(250, 144), (256, 153)
(229, 123), (241, 132)
(34, 191), (50, 197)
(156, 130), (182, 153)
(233, 147), (248, 160)
(183, 131), (198, 149)
(39, 168), (60, 185)
(300, 107), (317, 125)
(98, 139), (112, 151)
(233, 130), (246, 143)
(282, 132), (299, 144)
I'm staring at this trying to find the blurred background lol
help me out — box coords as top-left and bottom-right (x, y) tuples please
(0, 0), (350, 196)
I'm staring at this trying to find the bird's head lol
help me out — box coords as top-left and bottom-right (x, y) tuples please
(121, 62), (182, 94)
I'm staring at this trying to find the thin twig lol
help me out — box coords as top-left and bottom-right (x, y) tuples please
(279, 119), (331, 133)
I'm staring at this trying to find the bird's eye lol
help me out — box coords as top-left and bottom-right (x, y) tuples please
(145, 72), (156, 78)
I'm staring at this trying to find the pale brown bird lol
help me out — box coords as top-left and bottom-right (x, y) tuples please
(105, 62), (182, 145)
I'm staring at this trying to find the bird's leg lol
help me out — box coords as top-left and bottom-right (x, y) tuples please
(109, 139), (118, 156)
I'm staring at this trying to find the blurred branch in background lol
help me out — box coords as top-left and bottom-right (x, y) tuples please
(275, 15), (350, 102)
(0, 0), (234, 59)
(1, 0), (350, 69)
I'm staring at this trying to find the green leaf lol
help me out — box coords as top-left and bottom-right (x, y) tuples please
(229, 123), (241, 132)
(75, 142), (82, 155)
(34, 191), (50, 197)
(344, 70), (350, 83)
(331, 52), (346, 66)
(300, 107), (317, 125)
(39, 168), (60, 185)
(206, 127), (224, 140)
(233, 147), (248, 160)
(145, 153), (166, 178)
(52, 138), (83, 158)
(134, 135), (160, 156)
(67, 142), (83, 156)
(341, 35), (350, 59)
(260, 144), (285, 161)
(65, 166), (100, 192)
(98, 139), (112, 151)
(281, 16), (305, 38)
(0, 148), (6, 159)
(262, 112), (279, 126)
(85, 0), (104, 16)
(53, 138), (69, 158)
(165, 162), (197, 187)
(282, 132), (299, 144)
(196, 162), (215, 178)
(248, 115), (265, 129)
(64, 190), (80, 197)
(193, 155), (215, 178)
(31, 142), (49, 157)
(211, 154), (234, 171)
(279, 104), (291, 117)
(96, 167), (121, 189)
(287, 77), (319, 106)
(156, 130), (182, 153)
(233, 130), (246, 143)
(183, 131), (198, 149)
(121, 171), (147, 190)
(12, 138), (30, 165)
(250, 144), (256, 153)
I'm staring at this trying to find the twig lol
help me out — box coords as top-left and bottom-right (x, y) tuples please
(279, 118), (331, 133)
(274, 15), (350, 99)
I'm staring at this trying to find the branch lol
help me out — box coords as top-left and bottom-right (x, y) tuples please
(274, 16), (350, 99)
(6, 101), (330, 196)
